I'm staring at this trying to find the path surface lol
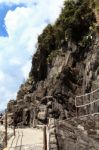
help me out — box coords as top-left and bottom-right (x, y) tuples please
(7, 128), (44, 150)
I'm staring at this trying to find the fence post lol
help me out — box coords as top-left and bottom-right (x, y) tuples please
(43, 125), (47, 150)
(76, 107), (78, 118)
(13, 112), (15, 136)
(5, 110), (7, 147)
(33, 108), (36, 128)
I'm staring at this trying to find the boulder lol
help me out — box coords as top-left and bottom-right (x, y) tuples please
(50, 135), (57, 144)
(23, 108), (30, 125)
(47, 101), (52, 108)
(49, 118), (55, 127)
(7, 100), (16, 113)
(37, 111), (47, 122)
(50, 144), (58, 150)
(24, 94), (32, 103)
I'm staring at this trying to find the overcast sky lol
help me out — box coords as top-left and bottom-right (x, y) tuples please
(0, 0), (64, 110)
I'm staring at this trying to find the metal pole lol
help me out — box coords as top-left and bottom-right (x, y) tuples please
(5, 110), (7, 147)
(43, 126), (47, 150)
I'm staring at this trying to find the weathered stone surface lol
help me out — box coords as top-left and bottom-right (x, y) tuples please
(56, 121), (99, 150)
(37, 111), (47, 121)
(49, 128), (56, 135)
(50, 144), (58, 150)
(7, 100), (16, 113)
(24, 94), (32, 103)
(50, 135), (57, 144)
(47, 101), (52, 108)
(49, 118), (55, 127)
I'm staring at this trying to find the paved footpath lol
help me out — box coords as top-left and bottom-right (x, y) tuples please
(6, 128), (44, 150)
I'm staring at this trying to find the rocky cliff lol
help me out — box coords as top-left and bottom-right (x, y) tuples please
(7, 0), (99, 149)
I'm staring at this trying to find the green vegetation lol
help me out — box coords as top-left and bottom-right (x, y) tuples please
(47, 50), (59, 64)
(27, 75), (34, 84)
(38, 0), (96, 49)
(38, 24), (56, 54)
(57, 0), (96, 42)
(96, 6), (99, 12)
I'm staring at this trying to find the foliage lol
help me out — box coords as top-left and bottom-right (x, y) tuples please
(47, 50), (59, 64)
(57, 0), (96, 42)
(96, 6), (99, 12)
(37, 0), (96, 49)
(27, 75), (34, 84)
(79, 27), (95, 47)
(38, 24), (56, 54)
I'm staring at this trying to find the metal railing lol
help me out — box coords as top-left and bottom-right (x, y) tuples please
(75, 88), (99, 118)
(75, 88), (99, 107)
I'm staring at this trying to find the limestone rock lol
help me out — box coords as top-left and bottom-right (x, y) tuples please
(37, 105), (47, 123)
(56, 121), (99, 150)
(7, 100), (16, 113)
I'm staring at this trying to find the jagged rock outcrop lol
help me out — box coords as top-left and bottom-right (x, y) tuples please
(7, 32), (99, 126)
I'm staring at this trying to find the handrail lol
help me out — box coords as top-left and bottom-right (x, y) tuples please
(75, 88), (99, 107)
(57, 112), (99, 122)
(74, 88), (99, 118)
(77, 112), (99, 118)
(43, 126), (47, 150)
(75, 88), (99, 98)
(76, 98), (99, 107)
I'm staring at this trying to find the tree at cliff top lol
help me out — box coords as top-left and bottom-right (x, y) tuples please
(56, 0), (96, 42)
(36, 0), (96, 53)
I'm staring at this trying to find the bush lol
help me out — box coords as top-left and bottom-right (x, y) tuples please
(47, 50), (59, 64)
(38, 24), (56, 54)
(37, 0), (96, 50)
(57, 0), (96, 42)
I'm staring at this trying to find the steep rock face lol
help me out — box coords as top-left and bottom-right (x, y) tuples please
(7, 34), (99, 148)
(7, 34), (99, 125)
(6, 48), (70, 125)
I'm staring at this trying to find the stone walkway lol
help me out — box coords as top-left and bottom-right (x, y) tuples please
(7, 128), (43, 150)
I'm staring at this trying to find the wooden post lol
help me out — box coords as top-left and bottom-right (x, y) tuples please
(76, 107), (78, 118)
(33, 108), (36, 128)
(43, 126), (47, 150)
(13, 111), (15, 136)
(14, 125), (15, 136)
(5, 110), (7, 147)
(14, 113), (15, 136)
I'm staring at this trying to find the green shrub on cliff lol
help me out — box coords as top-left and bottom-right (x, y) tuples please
(38, 24), (56, 54)
(57, 0), (96, 42)
(37, 0), (96, 50)
(47, 50), (59, 64)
